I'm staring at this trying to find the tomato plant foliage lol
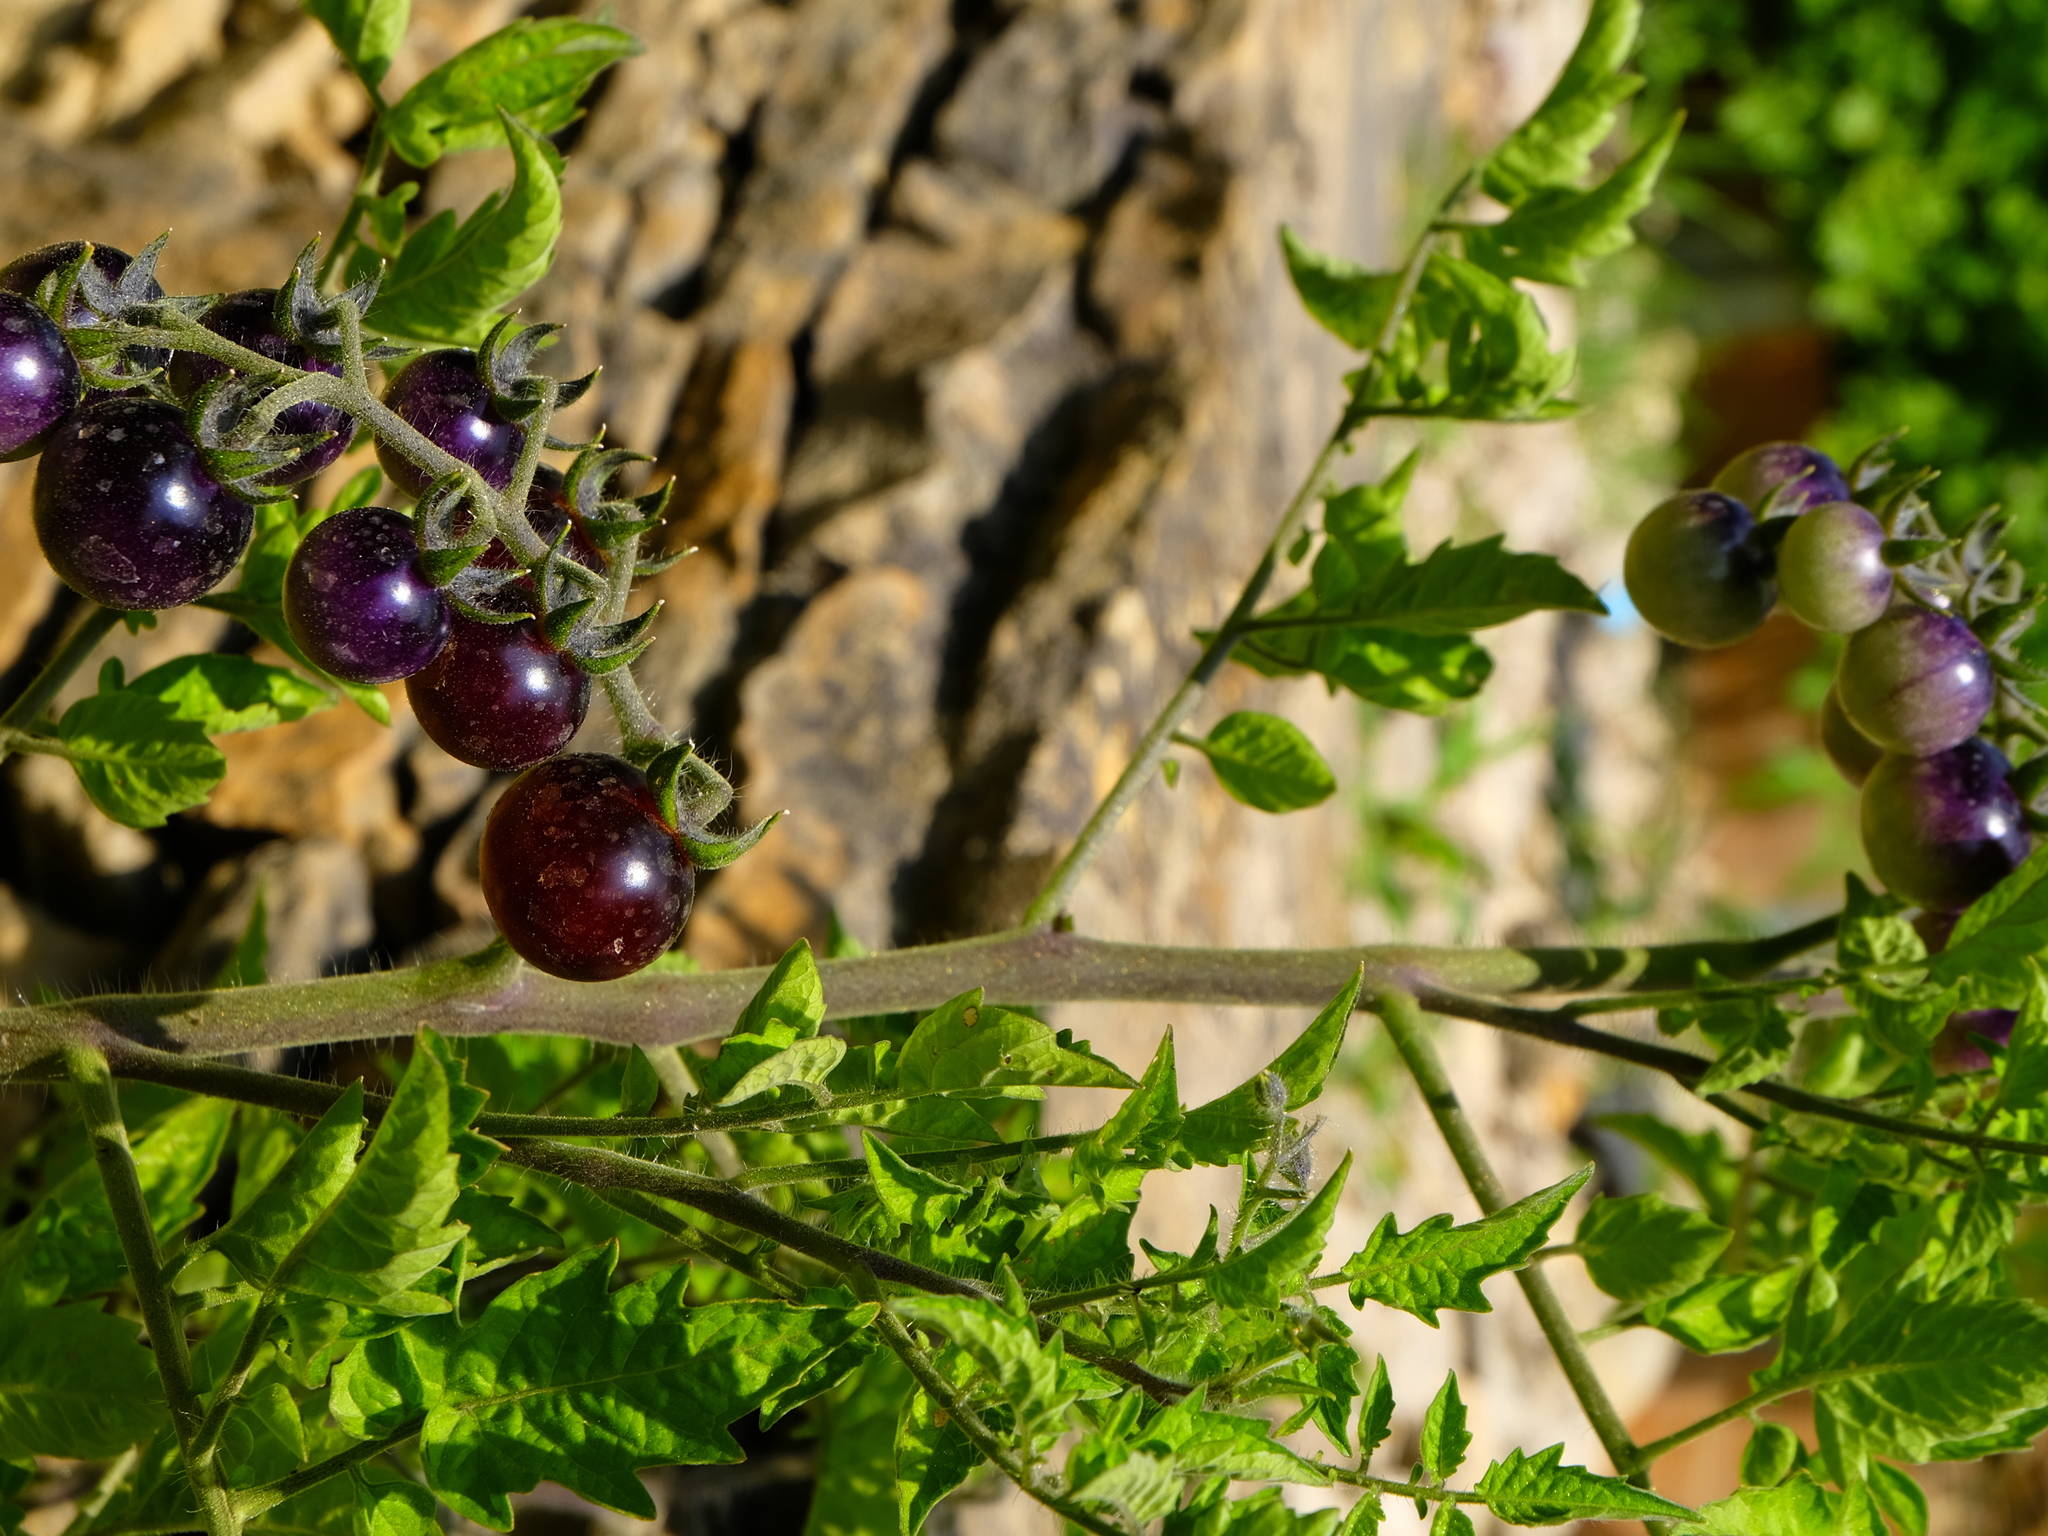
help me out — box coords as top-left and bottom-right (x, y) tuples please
(2, 1), (2047, 1534)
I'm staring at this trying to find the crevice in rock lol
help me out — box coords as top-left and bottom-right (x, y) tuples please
(649, 101), (762, 322)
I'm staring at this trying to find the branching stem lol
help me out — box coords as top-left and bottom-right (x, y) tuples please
(62, 1045), (239, 1536)
(1371, 990), (1645, 1479)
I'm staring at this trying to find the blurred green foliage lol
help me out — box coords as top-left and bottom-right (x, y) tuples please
(1641, 0), (2048, 543)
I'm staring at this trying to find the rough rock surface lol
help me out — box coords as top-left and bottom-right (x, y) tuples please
(0, 2), (1715, 1533)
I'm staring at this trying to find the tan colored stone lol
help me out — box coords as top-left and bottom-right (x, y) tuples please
(199, 658), (414, 872)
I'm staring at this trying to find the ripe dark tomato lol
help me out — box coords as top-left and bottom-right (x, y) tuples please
(0, 240), (168, 385)
(169, 289), (349, 487)
(1837, 607), (1993, 755)
(377, 350), (524, 498)
(1776, 501), (1892, 634)
(405, 612), (589, 771)
(0, 240), (163, 324)
(0, 294), (82, 461)
(1861, 738), (2028, 911)
(284, 507), (450, 684)
(1712, 442), (1851, 517)
(1623, 490), (1775, 648)
(480, 753), (695, 981)
(1820, 685), (1884, 787)
(1932, 1008), (2017, 1074)
(34, 398), (251, 609)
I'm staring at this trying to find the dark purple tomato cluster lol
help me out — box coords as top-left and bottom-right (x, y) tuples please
(1625, 438), (2030, 923)
(5, 240), (692, 981)
(3, 241), (260, 611)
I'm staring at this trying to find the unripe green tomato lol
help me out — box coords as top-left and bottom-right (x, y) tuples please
(1622, 490), (1774, 648)
(1776, 501), (1892, 633)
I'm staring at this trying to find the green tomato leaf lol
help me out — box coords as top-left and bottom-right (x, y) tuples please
(1474, 1444), (1695, 1526)
(716, 1036), (848, 1106)
(303, 0), (409, 88)
(1191, 712), (1337, 813)
(0, 1304), (165, 1459)
(894, 991), (1136, 1095)
(1179, 969), (1361, 1163)
(1073, 1029), (1184, 1199)
(367, 112), (562, 346)
(891, 1295), (1069, 1440)
(1357, 1355), (1396, 1464)
(1575, 1193), (1730, 1304)
(1739, 1421), (1803, 1488)
(0, 1097), (234, 1309)
(55, 689), (226, 827)
(1696, 1473), (1889, 1536)
(1280, 227), (1401, 350)
(1465, 112), (1681, 287)
(1641, 1265), (1801, 1354)
(802, 1353), (909, 1536)
(1342, 1166), (1591, 1324)
(213, 1086), (368, 1286)
(384, 18), (641, 166)
(1480, 0), (1644, 207)
(219, 1044), (474, 1312)
(1208, 1155), (1352, 1307)
(894, 1361), (982, 1536)
(1758, 1292), (2048, 1462)
(1997, 963), (2048, 1111)
(123, 654), (335, 735)
(699, 940), (827, 1100)
(1929, 841), (2048, 994)
(1332, 535), (1607, 635)
(1419, 1371), (1470, 1483)
(331, 1248), (873, 1528)
(1688, 994), (1799, 1095)
(1235, 620), (1495, 715)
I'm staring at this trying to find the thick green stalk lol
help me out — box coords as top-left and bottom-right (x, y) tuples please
(62, 1046), (239, 1536)
(1371, 990), (1644, 1479)
(0, 916), (1836, 1073)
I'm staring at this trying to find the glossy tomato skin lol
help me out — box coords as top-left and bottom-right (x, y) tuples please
(1623, 490), (1775, 648)
(480, 753), (695, 981)
(1777, 501), (1892, 633)
(405, 612), (589, 771)
(0, 241), (167, 386)
(1860, 737), (2028, 912)
(284, 507), (450, 684)
(33, 398), (251, 609)
(0, 241), (162, 323)
(377, 350), (524, 498)
(1712, 441), (1851, 518)
(1837, 607), (1993, 756)
(0, 294), (81, 461)
(170, 289), (350, 487)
